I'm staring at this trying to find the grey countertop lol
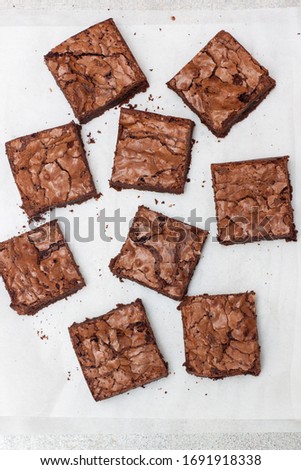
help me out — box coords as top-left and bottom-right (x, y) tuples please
(0, 0), (301, 450)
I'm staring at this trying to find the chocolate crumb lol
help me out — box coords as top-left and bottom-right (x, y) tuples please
(37, 330), (48, 341)
(125, 103), (138, 110)
(87, 132), (96, 144)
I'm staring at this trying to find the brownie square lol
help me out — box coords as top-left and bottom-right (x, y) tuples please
(69, 299), (168, 401)
(45, 19), (149, 123)
(0, 220), (85, 315)
(110, 205), (208, 301)
(211, 156), (297, 245)
(110, 108), (195, 194)
(178, 292), (260, 378)
(5, 121), (98, 219)
(167, 30), (275, 137)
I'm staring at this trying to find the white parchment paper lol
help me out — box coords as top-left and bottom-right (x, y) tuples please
(0, 7), (301, 433)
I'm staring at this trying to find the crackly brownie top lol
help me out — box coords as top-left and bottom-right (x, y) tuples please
(110, 108), (194, 192)
(45, 19), (147, 121)
(69, 299), (167, 401)
(211, 157), (296, 244)
(0, 221), (84, 315)
(168, 30), (275, 135)
(5, 122), (96, 218)
(178, 292), (260, 378)
(110, 206), (208, 300)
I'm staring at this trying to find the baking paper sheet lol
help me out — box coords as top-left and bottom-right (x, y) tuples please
(0, 7), (301, 434)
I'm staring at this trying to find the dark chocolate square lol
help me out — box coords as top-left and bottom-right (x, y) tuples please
(0, 220), (85, 315)
(45, 19), (149, 123)
(110, 205), (208, 300)
(5, 121), (98, 219)
(178, 292), (260, 378)
(110, 108), (194, 193)
(69, 299), (168, 401)
(211, 156), (297, 244)
(167, 30), (275, 137)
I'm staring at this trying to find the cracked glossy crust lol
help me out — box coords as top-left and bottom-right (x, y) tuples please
(110, 108), (195, 194)
(211, 156), (297, 245)
(110, 206), (209, 301)
(0, 220), (85, 315)
(178, 292), (260, 378)
(44, 18), (149, 123)
(69, 299), (168, 401)
(5, 121), (98, 219)
(167, 30), (276, 137)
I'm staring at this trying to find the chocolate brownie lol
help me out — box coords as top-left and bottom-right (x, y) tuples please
(110, 108), (195, 193)
(167, 30), (275, 137)
(211, 156), (297, 245)
(45, 19), (149, 123)
(69, 299), (168, 401)
(110, 205), (209, 301)
(0, 220), (85, 315)
(178, 292), (260, 378)
(5, 121), (98, 219)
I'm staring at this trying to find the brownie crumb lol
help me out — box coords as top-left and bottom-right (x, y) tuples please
(87, 132), (96, 144)
(37, 330), (49, 341)
(171, 16), (176, 21)
(125, 103), (138, 110)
